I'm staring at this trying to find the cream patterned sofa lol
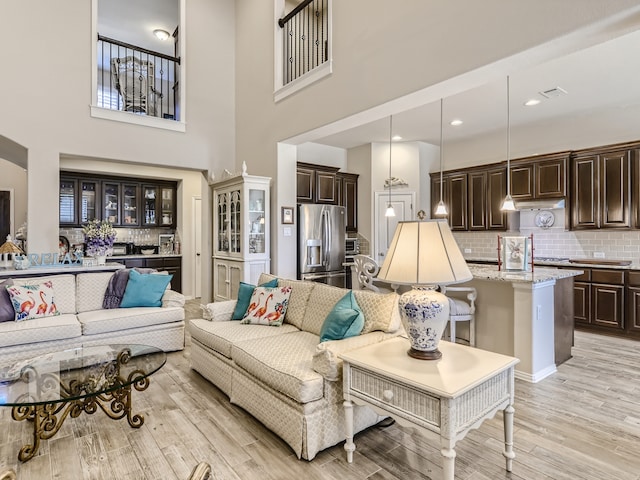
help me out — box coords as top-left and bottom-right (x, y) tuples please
(189, 273), (403, 461)
(0, 271), (185, 365)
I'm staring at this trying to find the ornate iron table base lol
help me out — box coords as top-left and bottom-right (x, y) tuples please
(9, 348), (151, 462)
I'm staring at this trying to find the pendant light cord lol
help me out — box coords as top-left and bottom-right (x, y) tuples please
(506, 75), (511, 196)
(439, 98), (444, 203)
(388, 115), (393, 205)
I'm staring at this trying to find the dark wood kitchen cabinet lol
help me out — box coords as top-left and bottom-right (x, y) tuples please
(509, 153), (568, 200)
(431, 172), (467, 230)
(573, 267), (624, 332)
(486, 167), (508, 230)
(337, 172), (359, 232)
(119, 256), (182, 293)
(626, 271), (640, 336)
(468, 171), (487, 230)
(296, 162), (340, 204)
(571, 145), (636, 230)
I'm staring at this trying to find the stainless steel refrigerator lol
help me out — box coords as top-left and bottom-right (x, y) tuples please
(297, 204), (346, 287)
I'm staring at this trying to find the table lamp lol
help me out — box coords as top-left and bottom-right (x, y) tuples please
(377, 220), (472, 360)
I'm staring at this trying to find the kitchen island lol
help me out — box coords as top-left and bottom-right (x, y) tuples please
(460, 264), (583, 383)
(0, 262), (124, 278)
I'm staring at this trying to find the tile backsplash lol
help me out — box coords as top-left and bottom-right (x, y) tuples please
(453, 229), (640, 262)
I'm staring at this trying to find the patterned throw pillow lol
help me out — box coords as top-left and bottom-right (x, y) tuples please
(232, 278), (278, 320)
(6, 281), (60, 322)
(240, 286), (291, 326)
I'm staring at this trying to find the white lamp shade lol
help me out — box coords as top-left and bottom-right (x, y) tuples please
(378, 220), (472, 286)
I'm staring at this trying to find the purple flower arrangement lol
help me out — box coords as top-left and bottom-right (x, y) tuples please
(83, 219), (117, 257)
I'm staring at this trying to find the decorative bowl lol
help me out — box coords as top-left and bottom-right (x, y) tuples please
(141, 249), (155, 255)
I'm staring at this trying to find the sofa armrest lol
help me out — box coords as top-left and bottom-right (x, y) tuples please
(161, 289), (186, 308)
(313, 331), (401, 381)
(200, 300), (236, 322)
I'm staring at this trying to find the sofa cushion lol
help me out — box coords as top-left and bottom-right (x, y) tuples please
(76, 272), (115, 313)
(120, 269), (173, 308)
(319, 291), (364, 342)
(232, 331), (324, 404)
(16, 275), (76, 315)
(232, 279), (279, 320)
(258, 274), (315, 329)
(240, 286), (291, 326)
(0, 313), (80, 348)
(77, 306), (184, 335)
(352, 290), (400, 333)
(300, 283), (348, 336)
(6, 281), (61, 322)
(189, 319), (299, 359)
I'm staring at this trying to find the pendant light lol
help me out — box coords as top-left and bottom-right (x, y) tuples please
(385, 115), (396, 217)
(501, 75), (517, 211)
(434, 98), (448, 216)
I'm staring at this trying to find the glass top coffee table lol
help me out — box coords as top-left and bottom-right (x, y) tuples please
(0, 344), (166, 461)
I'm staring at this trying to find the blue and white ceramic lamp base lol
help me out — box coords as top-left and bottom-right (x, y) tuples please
(398, 286), (450, 360)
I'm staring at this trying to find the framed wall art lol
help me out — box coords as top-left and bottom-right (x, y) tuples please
(281, 206), (294, 224)
(502, 236), (529, 271)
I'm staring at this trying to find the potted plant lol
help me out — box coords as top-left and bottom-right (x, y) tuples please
(83, 219), (117, 265)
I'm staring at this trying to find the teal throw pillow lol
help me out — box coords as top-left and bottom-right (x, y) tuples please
(232, 278), (278, 320)
(319, 291), (364, 342)
(120, 269), (173, 308)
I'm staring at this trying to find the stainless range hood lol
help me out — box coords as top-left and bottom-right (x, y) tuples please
(515, 198), (566, 210)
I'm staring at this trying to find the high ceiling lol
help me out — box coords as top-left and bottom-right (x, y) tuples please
(311, 29), (640, 151)
(98, 0), (178, 56)
(97, 1), (640, 155)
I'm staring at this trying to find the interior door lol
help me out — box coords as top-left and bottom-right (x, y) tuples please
(374, 191), (415, 265)
(194, 196), (202, 298)
(0, 191), (10, 241)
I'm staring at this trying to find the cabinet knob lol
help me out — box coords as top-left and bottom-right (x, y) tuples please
(382, 390), (393, 402)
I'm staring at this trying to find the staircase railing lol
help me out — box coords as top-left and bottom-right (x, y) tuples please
(97, 35), (180, 120)
(278, 0), (328, 85)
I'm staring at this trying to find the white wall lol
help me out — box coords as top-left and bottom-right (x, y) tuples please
(0, 0), (235, 299)
(296, 143), (346, 169)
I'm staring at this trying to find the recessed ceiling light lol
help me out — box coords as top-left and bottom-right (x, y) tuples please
(153, 29), (170, 41)
(392, 135), (403, 141)
(524, 99), (541, 106)
(450, 119), (463, 126)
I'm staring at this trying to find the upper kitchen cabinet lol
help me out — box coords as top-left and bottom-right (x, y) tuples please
(337, 172), (359, 232)
(59, 172), (177, 227)
(486, 166), (508, 230)
(430, 171), (467, 230)
(509, 153), (568, 200)
(296, 162), (340, 204)
(571, 143), (638, 230)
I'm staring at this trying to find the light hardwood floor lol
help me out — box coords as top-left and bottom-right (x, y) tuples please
(2, 301), (640, 480)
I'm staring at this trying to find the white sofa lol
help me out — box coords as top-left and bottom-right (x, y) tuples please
(189, 273), (403, 461)
(0, 271), (185, 365)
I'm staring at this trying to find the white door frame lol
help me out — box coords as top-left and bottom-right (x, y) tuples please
(373, 190), (415, 263)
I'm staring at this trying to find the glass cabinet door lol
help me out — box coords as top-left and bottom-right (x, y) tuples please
(160, 187), (175, 226)
(142, 185), (159, 226)
(122, 183), (139, 226)
(59, 178), (77, 225)
(103, 182), (121, 225)
(229, 189), (241, 254)
(217, 191), (229, 252)
(248, 188), (266, 254)
(80, 180), (99, 224)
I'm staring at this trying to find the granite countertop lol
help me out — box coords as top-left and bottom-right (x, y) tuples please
(0, 263), (125, 277)
(467, 263), (584, 284)
(465, 257), (640, 270)
(109, 254), (182, 260)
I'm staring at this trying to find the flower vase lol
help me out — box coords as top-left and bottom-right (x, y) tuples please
(96, 255), (106, 266)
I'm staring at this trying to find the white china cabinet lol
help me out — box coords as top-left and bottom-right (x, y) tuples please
(212, 174), (271, 301)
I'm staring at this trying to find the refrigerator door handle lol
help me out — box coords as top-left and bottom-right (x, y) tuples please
(323, 210), (331, 267)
